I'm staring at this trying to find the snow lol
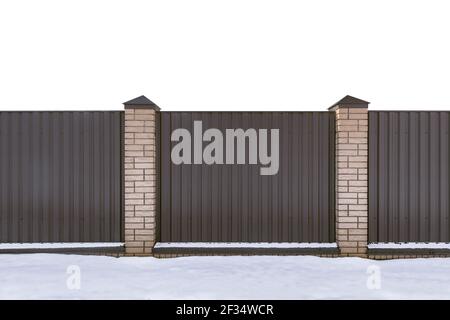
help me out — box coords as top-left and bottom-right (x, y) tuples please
(368, 243), (450, 249)
(154, 242), (337, 248)
(1, 254), (450, 299)
(0, 243), (124, 249)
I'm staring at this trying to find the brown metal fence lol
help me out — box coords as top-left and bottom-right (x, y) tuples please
(0, 112), (123, 243)
(6, 106), (450, 247)
(369, 111), (450, 242)
(160, 112), (336, 243)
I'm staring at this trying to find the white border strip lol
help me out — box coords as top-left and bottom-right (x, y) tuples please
(0, 242), (125, 250)
(155, 242), (337, 249)
(368, 242), (450, 249)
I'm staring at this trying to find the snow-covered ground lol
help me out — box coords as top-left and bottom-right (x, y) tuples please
(1, 254), (450, 299)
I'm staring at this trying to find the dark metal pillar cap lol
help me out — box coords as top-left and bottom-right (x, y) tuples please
(328, 95), (369, 111)
(124, 95), (161, 111)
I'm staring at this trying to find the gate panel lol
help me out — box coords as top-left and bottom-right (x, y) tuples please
(369, 111), (450, 242)
(160, 112), (335, 243)
(0, 112), (122, 243)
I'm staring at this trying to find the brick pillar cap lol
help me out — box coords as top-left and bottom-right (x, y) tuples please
(124, 95), (161, 111)
(328, 95), (369, 111)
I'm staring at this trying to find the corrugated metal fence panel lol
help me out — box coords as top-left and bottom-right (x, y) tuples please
(0, 112), (122, 243)
(160, 112), (335, 243)
(369, 111), (450, 242)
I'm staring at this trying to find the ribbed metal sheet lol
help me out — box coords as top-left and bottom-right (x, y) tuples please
(160, 112), (335, 243)
(369, 111), (450, 242)
(0, 112), (122, 243)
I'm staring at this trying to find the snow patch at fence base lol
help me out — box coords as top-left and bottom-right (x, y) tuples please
(368, 243), (450, 249)
(154, 242), (338, 249)
(0, 243), (125, 250)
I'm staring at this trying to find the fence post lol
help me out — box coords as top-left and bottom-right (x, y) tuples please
(329, 96), (369, 256)
(123, 95), (160, 255)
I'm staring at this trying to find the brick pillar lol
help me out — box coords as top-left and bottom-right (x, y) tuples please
(123, 95), (160, 255)
(329, 96), (369, 257)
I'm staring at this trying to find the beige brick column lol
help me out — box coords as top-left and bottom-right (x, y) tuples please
(329, 96), (369, 256)
(123, 95), (160, 255)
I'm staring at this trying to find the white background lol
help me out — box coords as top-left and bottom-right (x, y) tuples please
(0, 0), (449, 111)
